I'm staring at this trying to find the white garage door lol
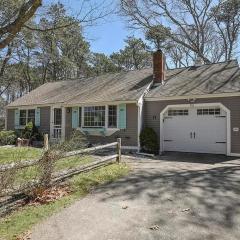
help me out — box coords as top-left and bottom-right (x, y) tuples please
(162, 107), (227, 154)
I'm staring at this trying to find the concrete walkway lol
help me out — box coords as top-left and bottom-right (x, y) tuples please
(30, 153), (240, 240)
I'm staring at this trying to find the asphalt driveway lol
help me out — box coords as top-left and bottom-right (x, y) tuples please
(30, 153), (240, 240)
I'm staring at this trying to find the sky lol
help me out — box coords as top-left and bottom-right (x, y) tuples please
(44, 0), (141, 55)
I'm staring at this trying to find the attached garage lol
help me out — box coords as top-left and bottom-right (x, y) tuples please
(160, 103), (230, 155)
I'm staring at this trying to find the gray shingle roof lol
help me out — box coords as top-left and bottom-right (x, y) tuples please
(146, 60), (240, 98)
(7, 68), (153, 107)
(7, 60), (240, 108)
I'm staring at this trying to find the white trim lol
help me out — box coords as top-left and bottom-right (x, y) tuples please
(50, 106), (54, 139)
(61, 107), (66, 141)
(16, 106), (38, 110)
(137, 81), (153, 151)
(159, 103), (231, 156)
(81, 104), (119, 130)
(64, 100), (136, 107)
(146, 92), (240, 102)
(17, 108), (37, 128)
(6, 100), (136, 109)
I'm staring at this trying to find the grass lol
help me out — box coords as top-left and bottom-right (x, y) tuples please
(0, 147), (130, 240)
(0, 147), (43, 164)
(0, 147), (94, 185)
(0, 163), (129, 240)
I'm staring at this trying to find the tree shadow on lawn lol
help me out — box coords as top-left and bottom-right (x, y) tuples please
(95, 160), (240, 239)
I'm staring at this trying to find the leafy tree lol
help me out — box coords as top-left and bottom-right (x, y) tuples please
(89, 53), (119, 76)
(110, 36), (151, 70)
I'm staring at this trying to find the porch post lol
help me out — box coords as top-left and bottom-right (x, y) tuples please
(61, 106), (66, 141)
(50, 106), (54, 140)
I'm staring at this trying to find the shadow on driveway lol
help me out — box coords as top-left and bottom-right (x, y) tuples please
(30, 154), (240, 240)
(96, 155), (240, 239)
(157, 151), (238, 164)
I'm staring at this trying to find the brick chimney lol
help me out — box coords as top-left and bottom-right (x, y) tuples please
(153, 49), (165, 84)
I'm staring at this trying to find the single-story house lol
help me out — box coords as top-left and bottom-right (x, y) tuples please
(5, 50), (240, 156)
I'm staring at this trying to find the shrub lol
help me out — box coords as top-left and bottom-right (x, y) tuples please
(51, 129), (88, 152)
(140, 127), (158, 154)
(0, 130), (17, 145)
(22, 122), (43, 141)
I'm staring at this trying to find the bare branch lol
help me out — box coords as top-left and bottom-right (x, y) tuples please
(0, 0), (42, 49)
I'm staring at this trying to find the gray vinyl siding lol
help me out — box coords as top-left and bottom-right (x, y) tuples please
(65, 103), (138, 147)
(144, 96), (240, 154)
(6, 109), (15, 131)
(38, 107), (50, 135)
(6, 107), (50, 135)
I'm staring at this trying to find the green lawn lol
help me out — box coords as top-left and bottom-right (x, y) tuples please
(0, 147), (43, 164)
(0, 147), (130, 240)
(0, 147), (95, 185)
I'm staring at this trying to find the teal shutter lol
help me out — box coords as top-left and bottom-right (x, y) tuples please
(35, 108), (40, 127)
(14, 109), (20, 129)
(72, 107), (79, 129)
(118, 104), (126, 129)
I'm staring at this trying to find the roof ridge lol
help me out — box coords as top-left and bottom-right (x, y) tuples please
(167, 59), (238, 71)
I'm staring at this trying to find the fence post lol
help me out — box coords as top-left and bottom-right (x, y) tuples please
(44, 134), (49, 151)
(116, 138), (121, 163)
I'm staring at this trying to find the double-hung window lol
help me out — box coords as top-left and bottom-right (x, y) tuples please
(19, 109), (35, 126)
(84, 106), (105, 127)
(82, 105), (118, 128)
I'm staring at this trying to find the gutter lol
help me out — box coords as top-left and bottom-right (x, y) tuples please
(136, 81), (154, 152)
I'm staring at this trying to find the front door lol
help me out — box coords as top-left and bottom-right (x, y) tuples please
(52, 108), (62, 140)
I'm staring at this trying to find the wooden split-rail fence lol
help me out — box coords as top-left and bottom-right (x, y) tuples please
(0, 135), (122, 197)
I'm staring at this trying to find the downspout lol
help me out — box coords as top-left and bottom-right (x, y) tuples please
(137, 81), (153, 152)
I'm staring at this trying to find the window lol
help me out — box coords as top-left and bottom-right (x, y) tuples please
(84, 106), (105, 127)
(19, 109), (35, 126)
(108, 105), (117, 128)
(168, 109), (188, 116)
(197, 108), (220, 115)
(28, 109), (35, 123)
(20, 110), (27, 126)
(54, 108), (62, 125)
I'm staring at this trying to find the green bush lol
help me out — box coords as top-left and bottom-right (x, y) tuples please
(140, 127), (159, 154)
(0, 130), (17, 145)
(22, 122), (43, 141)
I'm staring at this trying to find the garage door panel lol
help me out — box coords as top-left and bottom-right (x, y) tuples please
(162, 106), (227, 155)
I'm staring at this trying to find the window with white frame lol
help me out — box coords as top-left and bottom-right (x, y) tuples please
(108, 105), (117, 128)
(197, 108), (221, 115)
(19, 109), (35, 126)
(168, 109), (188, 116)
(84, 106), (105, 127)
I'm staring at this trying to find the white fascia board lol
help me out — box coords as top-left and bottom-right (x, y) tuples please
(64, 100), (137, 107)
(6, 103), (65, 109)
(145, 92), (240, 102)
(6, 100), (137, 109)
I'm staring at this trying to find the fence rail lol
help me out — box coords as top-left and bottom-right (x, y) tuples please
(0, 136), (122, 198)
(0, 138), (121, 173)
